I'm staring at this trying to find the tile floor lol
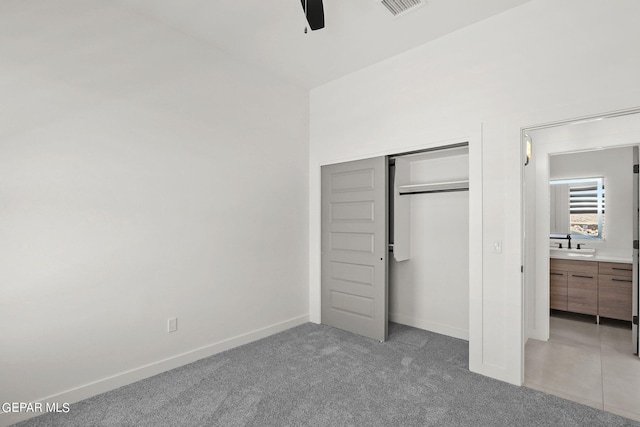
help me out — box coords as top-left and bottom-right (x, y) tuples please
(525, 314), (640, 422)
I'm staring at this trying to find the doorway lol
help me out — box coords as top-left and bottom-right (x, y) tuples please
(521, 109), (640, 420)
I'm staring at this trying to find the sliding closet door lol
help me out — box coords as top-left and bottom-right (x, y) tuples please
(321, 157), (388, 342)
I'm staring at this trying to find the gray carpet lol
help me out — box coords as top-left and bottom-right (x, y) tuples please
(14, 323), (640, 426)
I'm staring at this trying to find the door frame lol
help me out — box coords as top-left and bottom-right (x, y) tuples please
(633, 145), (639, 356)
(520, 107), (640, 361)
(313, 124), (483, 374)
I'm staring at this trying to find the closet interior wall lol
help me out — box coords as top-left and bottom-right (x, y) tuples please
(389, 145), (470, 340)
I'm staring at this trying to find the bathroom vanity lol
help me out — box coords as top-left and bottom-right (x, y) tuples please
(550, 257), (633, 322)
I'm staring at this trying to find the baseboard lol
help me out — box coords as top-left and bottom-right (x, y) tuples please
(390, 313), (469, 341)
(527, 328), (548, 342)
(0, 314), (309, 427)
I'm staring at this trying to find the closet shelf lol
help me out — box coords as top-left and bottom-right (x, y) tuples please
(398, 180), (469, 195)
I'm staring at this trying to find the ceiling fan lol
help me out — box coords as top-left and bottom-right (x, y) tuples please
(300, 0), (425, 32)
(300, 0), (324, 32)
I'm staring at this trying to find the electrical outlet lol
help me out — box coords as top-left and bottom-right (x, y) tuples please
(493, 240), (502, 253)
(168, 317), (177, 333)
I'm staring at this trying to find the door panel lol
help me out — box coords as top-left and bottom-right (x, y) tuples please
(598, 275), (633, 321)
(321, 157), (388, 342)
(549, 270), (568, 311)
(567, 273), (598, 315)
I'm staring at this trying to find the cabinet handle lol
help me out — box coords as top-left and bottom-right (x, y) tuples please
(550, 272), (564, 276)
(612, 267), (632, 271)
(572, 274), (593, 279)
(612, 278), (632, 283)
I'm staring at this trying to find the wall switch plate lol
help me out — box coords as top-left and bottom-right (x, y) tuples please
(168, 317), (177, 333)
(493, 240), (502, 253)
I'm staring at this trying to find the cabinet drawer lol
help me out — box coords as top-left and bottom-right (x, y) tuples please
(550, 258), (598, 275)
(567, 273), (597, 315)
(598, 274), (632, 321)
(550, 270), (567, 311)
(598, 262), (632, 278)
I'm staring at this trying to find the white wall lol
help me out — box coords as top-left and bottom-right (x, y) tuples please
(0, 2), (309, 424)
(310, 0), (640, 385)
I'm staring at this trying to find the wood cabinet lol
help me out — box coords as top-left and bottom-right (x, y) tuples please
(568, 272), (598, 315)
(549, 270), (567, 310)
(549, 259), (632, 321)
(598, 262), (633, 321)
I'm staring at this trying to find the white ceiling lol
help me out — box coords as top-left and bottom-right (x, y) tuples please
(109, 0), (533, 88)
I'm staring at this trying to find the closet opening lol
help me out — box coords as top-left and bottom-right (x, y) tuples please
(320, 142), (470, 343)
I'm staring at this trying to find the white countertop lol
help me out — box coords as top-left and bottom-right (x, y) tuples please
(549, 251), (632, 264)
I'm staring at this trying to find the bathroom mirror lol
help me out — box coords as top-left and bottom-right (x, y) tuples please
(550, 177), (605, 239)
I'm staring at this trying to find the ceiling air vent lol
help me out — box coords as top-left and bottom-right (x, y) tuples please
(379, 0), (424, 16)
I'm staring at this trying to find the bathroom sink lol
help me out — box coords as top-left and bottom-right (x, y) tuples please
(567, 252), (595, 258)
(549, 247), (596, 257)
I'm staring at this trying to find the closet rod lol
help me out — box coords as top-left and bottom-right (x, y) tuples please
(389, 141), (469, 160)
(399, 188), (469, 196)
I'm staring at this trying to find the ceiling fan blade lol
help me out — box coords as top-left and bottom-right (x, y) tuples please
(300, 0), (324, 31)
